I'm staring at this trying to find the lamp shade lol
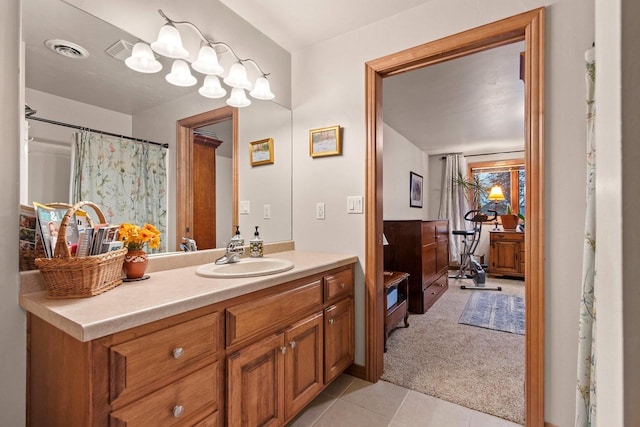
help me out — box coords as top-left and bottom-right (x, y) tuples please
(192, 45), (224, 75)
(125, 42), (162, 73)
(199, 75), (227, 98)
(165, 59), (197, 87)
(151, 24), (188, 59)
(223, 63), (252, 89)
(487, 185), (506, 201)
(249, 77), (275, 100)
(226, 88), (251, 108)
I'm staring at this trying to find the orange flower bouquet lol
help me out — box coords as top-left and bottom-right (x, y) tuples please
(118, 223), (161, 252)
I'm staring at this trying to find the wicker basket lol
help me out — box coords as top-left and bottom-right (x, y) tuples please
(35, 201), (127, 299)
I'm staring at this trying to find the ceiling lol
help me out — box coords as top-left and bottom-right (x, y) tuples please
(24, 0), (524, 156)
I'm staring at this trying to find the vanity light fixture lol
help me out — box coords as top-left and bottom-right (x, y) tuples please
(124, 9), (274, 107)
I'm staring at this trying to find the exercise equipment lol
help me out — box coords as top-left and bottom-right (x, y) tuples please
(450, 209), (502, 291)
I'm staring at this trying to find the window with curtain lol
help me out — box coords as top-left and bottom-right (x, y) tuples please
(468, 160), (525, 215)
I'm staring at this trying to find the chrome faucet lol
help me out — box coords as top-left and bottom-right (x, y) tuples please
(215, 241), (245, 265)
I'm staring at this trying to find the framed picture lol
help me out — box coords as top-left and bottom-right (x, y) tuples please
(249, 138), (274, 166)
(409, 171), (423, 208)
(309, 125), (341, 157)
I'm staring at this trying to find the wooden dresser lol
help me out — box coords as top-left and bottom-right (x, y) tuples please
(489, 231), (525, 278)
(383, 220), (449, 314)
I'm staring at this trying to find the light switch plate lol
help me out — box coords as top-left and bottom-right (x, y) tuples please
(263, 204), (271, 219)
(347, 196), (364, 214)
(240, 200), (250, 214)
(316, 203), (325, 220)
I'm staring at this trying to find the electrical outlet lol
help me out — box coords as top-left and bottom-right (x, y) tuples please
(316, 203), (325, 220)
(263, 204), (271, 219)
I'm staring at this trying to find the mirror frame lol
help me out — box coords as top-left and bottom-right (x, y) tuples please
(176, 106), (239, 250)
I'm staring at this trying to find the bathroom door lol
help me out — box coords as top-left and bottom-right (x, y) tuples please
(192, 134), (221, 250)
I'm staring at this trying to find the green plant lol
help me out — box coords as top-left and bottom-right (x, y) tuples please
(452, 172), (488, 210)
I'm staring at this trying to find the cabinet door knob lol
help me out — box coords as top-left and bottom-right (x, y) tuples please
(329, 318), (334, 325)
(280, 346), (287, 354)
(290, 340), (296, 348)
(172, 405), (184, 418)
(172, 347), (184, 359)
(431, 291), (436, 295)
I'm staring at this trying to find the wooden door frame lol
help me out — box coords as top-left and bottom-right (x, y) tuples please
(364, 8), (545, 426)
(176, 106), (238, 250)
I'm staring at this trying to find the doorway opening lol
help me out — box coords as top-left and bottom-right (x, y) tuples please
(364, 8), (545, 426)
(176, 106), (238, 251)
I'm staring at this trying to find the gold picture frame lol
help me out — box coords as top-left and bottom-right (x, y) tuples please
(249, 138), (274, 166)
(309, 125), (342, 157)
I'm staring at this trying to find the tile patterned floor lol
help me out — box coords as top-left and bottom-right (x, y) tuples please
(287, 375), (523, 427)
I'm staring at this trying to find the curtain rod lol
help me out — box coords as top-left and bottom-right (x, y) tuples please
(26, 116), (169, 149)
(440, 149), (524, 160)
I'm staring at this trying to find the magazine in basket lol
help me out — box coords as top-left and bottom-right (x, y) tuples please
(33, 202), (80, 258)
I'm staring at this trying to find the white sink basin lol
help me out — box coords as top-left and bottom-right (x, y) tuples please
(195, 257), (294, 278)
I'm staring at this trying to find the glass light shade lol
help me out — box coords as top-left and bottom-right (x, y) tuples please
(487, 185), (506, 201)
(226, 88), (251, 108)
(249, 77), (275, 100)
(223, 63), (252, 89)
(199, 75), (227, 98)
(165, 59), (197, 87)
(151, 24), (188, 59)
(125, 42), (162, 73)
(192, 45), (224, 75)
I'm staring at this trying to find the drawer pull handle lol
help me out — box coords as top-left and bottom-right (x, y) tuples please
(431, 291), (436, 295)
(280, 346), (287, 354)
(290, 340), (297, 349)
(172, 347), (184, 359)
(340, 282), (345, 289)
(329, 318), (334, 325)
(172, 405), (184, 418)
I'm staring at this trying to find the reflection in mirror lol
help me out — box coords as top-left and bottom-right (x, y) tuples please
(21, 0), (292, 266)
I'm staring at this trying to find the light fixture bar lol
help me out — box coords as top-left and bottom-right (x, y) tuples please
(157, 9), (270, 78)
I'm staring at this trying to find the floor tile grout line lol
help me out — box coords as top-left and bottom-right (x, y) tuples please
(389, 390), (411, 423)
(309, 395), (339, 427)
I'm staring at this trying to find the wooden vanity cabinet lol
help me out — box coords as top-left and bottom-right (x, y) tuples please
(27, 263), (355, 427)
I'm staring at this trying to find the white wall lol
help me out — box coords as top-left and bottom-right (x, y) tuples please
(291, 1), (593, 425)
(1, 0), (25, 425)
(383, 123), (429, 220)
(24, 88), (132, 205)
(595, 0), (640, 425)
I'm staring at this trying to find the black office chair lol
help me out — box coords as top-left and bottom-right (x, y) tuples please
(450, 209), (502, 291)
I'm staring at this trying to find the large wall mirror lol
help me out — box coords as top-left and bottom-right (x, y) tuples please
(21, 0), (292, 264)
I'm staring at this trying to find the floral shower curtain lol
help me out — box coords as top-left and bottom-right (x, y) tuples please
(438, 154), (470, 263)
(72, 130), (168, 252)
(575, 47), (596, 427)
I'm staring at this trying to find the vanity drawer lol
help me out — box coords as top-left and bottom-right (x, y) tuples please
(324, 268), (353, 303)
(110, 363), (218, 427)
(110, 313), (219, 404)
(423, 274), (448, 311)
(226, 280), (323, 348)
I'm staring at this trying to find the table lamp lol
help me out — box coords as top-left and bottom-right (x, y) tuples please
(487, 185), (505, 230)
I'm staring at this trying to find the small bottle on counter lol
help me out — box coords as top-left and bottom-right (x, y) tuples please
(250, 226), (263, 258)
(230, 225), (244, 246)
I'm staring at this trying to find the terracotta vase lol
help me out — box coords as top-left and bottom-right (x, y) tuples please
(123, 250), (148, 279)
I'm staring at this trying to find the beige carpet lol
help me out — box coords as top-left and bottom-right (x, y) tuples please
(382, 275), (525, 425)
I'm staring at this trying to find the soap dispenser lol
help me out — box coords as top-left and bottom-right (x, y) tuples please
(250, 226), (263, 258)
(230, 225), (244, 246)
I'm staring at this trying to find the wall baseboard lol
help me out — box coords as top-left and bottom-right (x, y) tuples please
(346, 363), (366, 380)
(544, 422), (559, 427)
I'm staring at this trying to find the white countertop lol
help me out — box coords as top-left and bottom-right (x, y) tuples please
(20, 250), (358, 342)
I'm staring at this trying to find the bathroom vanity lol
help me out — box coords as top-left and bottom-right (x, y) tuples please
(20, 249), (357, 426)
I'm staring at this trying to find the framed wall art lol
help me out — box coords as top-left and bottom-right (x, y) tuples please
(249, 138), (274, 166)
(409, 171), (423, 208)
(309, 125), (341, 157)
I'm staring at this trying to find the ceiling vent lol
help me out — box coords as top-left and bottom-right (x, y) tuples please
(44, 39), (89, 59)
(106, 40), (134, 62)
